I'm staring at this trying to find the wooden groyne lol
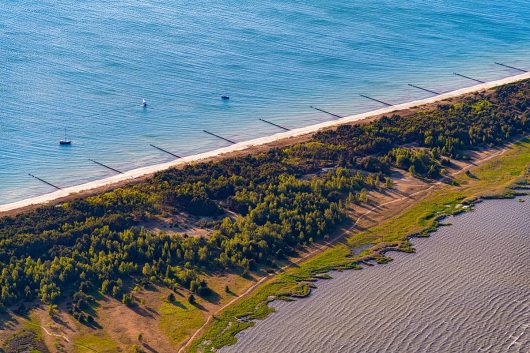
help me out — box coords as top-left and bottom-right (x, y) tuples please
(259, 118), (290, 131)
(28, 173), (61, 190)
(359, 94), (392, 107)
(494, 62), (527, 73)
(89, 159), (123, 174)
(203, 130), (236, 144)
(150, 144), (181, 158)
(408, 84), (440, 95)
(310, 106), (343, 118)
(453, 73), (485, 84)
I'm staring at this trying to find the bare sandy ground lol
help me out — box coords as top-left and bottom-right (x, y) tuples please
(1, 71), (528, 214)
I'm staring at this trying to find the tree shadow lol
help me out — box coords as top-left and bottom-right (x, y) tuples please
(439, 175), (459, 186)
(173, 290), (185, 298)
(190, 301), (207, 312)
(82, 300), (100, 320)
(168, 300), (187, 310)
(465, 170), (479, 179)
(82, 319), (102, 329)
(142, 342), (159, 353)
(51, 314), (73, 331)
(347, 223), (368, 233)
(224, 287), (235, 296)
(144, 305), (159, 316)
(200, 289), (221, 305)
(0, 311), (19, 331)
(130, 305), (155, 319)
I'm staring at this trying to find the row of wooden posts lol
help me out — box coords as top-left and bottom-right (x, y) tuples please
(28, 62), (527, 190)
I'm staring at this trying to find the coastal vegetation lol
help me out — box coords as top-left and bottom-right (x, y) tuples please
(0, 79), (528, 351)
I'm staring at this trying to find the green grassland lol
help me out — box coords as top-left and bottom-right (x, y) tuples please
(159, 298), (204, 347)
(74, 333), (121, 353)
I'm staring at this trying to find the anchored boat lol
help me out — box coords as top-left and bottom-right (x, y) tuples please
(59, 128), (72, 145)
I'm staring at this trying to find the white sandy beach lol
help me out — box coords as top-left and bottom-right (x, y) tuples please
(1, 71), (529, 213)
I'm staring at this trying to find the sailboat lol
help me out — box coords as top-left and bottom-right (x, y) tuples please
(59, 128), (72, 145)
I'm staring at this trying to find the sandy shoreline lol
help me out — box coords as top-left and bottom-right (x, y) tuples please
(1, 71), (529, 214)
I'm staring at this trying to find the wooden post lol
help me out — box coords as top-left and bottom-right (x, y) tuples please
(408, 84), (440, 95)
(453, 73), (485, 84)
(89, 159), (123, 174)
(203, 130), (236, 144)
(150, 144), (181, 158)
(359, 94), (392, 107)
(259, 118), (290, 131)
(28, 173), (61, 190)
(310, 106), (343, 118)
(494, 62), (527, 73)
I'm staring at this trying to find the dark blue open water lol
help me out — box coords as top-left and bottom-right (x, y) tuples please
(1, 0), (529, 204)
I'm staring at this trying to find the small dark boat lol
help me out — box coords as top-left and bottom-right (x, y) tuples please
(221, 95), (230, 100)
(142, 99), (147, 108)
(59, 128), (71, 145)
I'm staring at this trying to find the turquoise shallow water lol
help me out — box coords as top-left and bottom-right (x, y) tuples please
(1, 0), (529, 204)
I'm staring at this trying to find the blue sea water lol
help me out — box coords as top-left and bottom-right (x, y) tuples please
(1, 0), (529, 205)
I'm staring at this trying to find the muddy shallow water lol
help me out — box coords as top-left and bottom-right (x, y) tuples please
(221, 196), (530, 353)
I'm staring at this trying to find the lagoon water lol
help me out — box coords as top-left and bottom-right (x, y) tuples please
(1, 1), (530, 204)
(221, 196), (530, 353)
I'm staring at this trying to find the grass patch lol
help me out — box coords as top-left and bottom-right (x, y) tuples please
(189, 138), (530, 352)
(22, 314), (44, 340)
(157, 273), (253, 349)
(2, 315), (49, 353)
(159, 298), (205, 347)
(205, 273), (253, 298)
(74, 333), (121, 353)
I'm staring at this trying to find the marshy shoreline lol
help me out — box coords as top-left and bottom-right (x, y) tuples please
(220, 195), (530, 353)
(223, 180), (529, 330)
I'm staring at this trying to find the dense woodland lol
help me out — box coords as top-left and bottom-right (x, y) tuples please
(0, 80), (528, 321)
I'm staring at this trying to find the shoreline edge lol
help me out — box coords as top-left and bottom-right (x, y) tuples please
(2, 71), (529, 213)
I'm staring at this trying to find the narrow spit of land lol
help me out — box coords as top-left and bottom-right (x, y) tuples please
(1, 71), (529, 215)
(0, 78), (529, 353)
